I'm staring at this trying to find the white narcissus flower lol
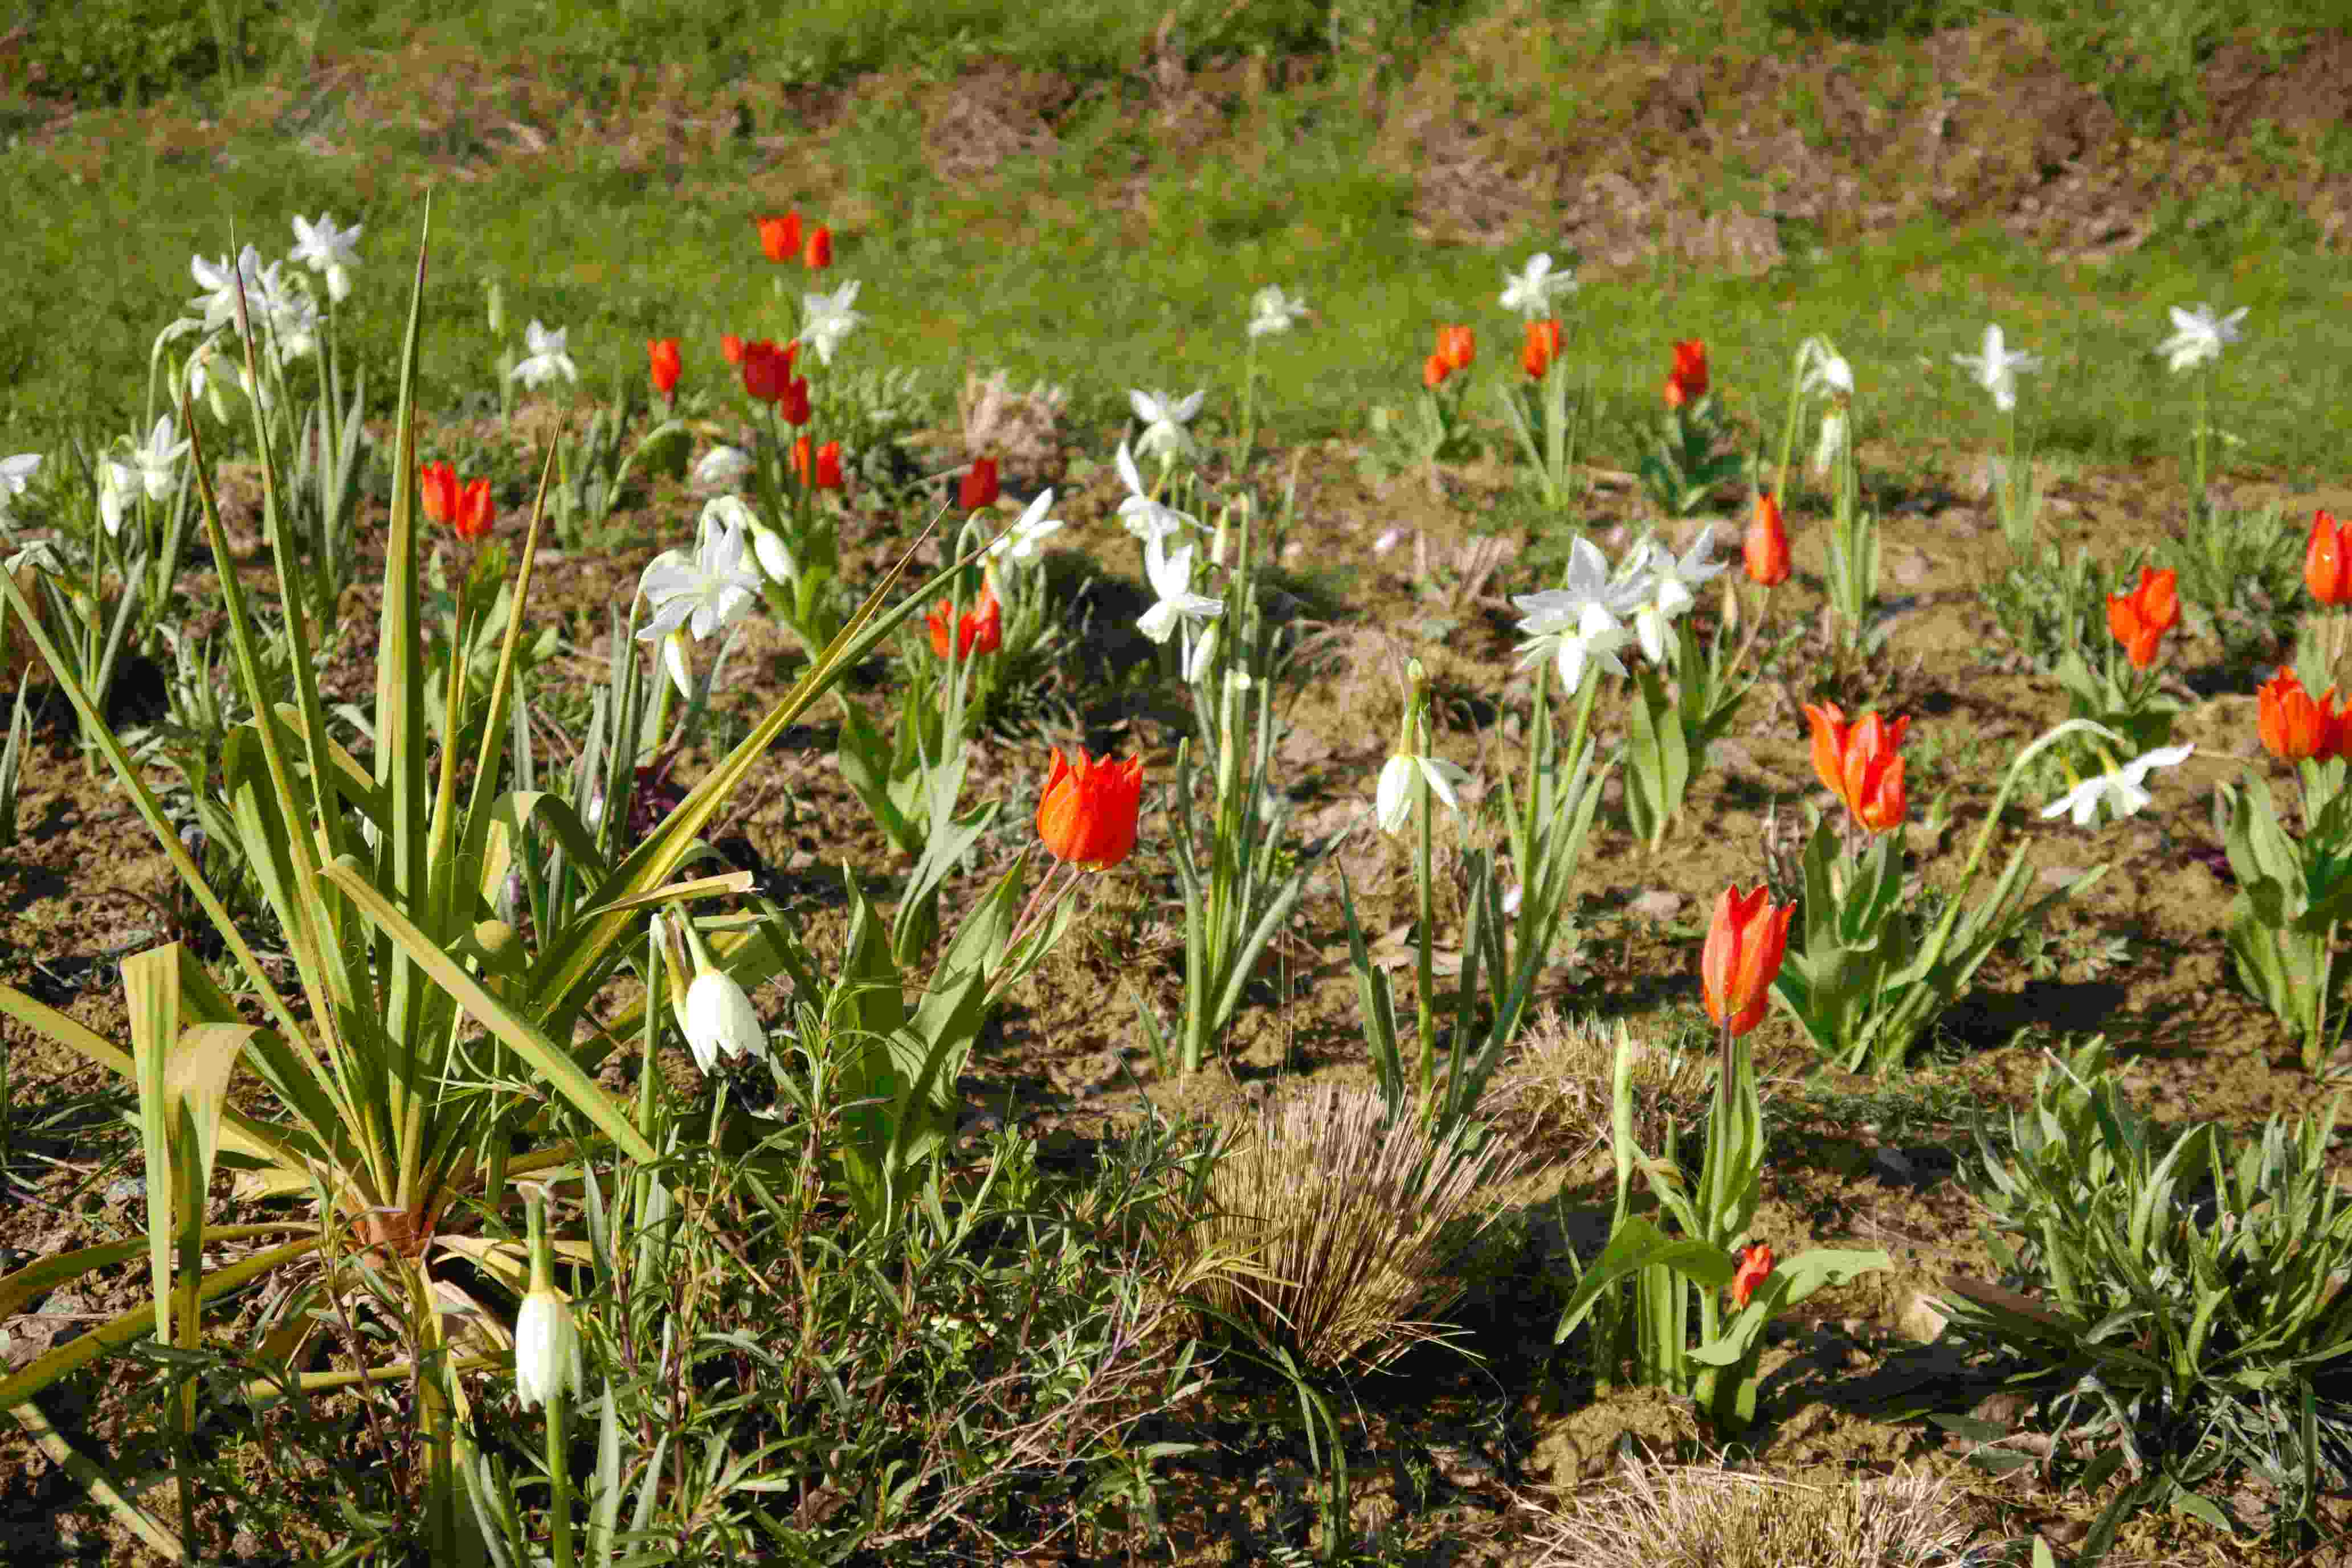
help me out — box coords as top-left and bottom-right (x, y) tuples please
(510, 320), (578, 389)
(188, 245), (272, 334)
(1626, 529), (1725, 664)
(0, 452), (42, 519)
(98, 460), (135, 537)
(1136, 535), (1223, 648)
(290, 212), (363, 304)
(1375, 751), (1471, 836)
(681, 964), (767, 1074)
(1512, 536), (1649, 640)
(1246, 284), (1307, 338)
(635, 501), (761, 643)
(985, 487), (1063, 564)
(1500, 252), (1575, 319)
(1114, 440), (1197, 545)
(1523, 599), (1632, 697)
(1129, 387), (1204, 466)
(2157, 303), (2245, 374)
(693, 444), (753, 488)
(513, 1287), (582, 1412)
(2040, 744), (2195, 828)
(800, 279), (865, 365)
(129, 415), (189, 501)
(1953, 324), (2040, 414)
(749, 522), (794, 587)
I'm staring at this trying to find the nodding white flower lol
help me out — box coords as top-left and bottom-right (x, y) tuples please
(748, 522), (794, 586)
(513, 1286), (581, 1411)
(985, 487), (1063, 564)
(2040, 744), (2194, 828)
(1797, 336), (1853, 402)
(800, 279), (865, 365)
(1136, 534), (1223, 652)
(2157, 303), (2245, 374)
(1500, 252), (1575, 319)
(635, 501), (761, 643)
(129, 415), (189, 501)
(1625, 529), (1726, 664)
(289, 212), (362, 304)
(681, 963), (767, 1073)
(509, 320), (578, 389)
(1810, 406), (1849, 480)
(1375, 751), (1471, 835)
(97, 460), (135, 537)
(1512, 536), (1649, 641)
(693, 444), (753, 489)
(1129, 388), (1204, 466)
(1114, 440), (1198, 545)
(1522, 599), (1632, 697)
(1953, 324), (2040, 414)
(188, 245), (272, 334)
(0, 452), (40, 519)
(1246, 284), (1308, 339)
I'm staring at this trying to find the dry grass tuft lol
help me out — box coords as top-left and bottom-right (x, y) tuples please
(1157, 1079), (1534, 1373)
(1528, 1455), (1993, 1567)
(1493, 1008), (1711, 1174)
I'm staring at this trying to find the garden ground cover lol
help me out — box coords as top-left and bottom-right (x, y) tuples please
(3, 2), (2352, 1563)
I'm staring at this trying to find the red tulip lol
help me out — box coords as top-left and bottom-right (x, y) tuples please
(756, 212), (802, 264)
(452, 477), (494, 542)
(1744, 492), (1790, 587)
(740, 339), (790, 403)
(803, 224), (832, 270)
(1520, 317), (1562, 379)
(646, 337), (681, 401)
(2307, 509), (2351, 607)
(1730, 1243), (1775, 1308)
(1423, 351), (1451, 390)
(2259, 669), (2338, 763)
(960, 456), (999, 512)
(1663, 339), (1709, 409)
(776, 374), (811, 427)
(2105, 566), (2180, 670)
(418, 460), (458, 526)
(1035, 746), (1144, 871)
(791, 437), (844, 491)
(927, 579), (1002, 662)
(720, 333), (745, 366)
(1804, 702), (1909, 834)
(1701, 884), (1792, 1037)
(1436, 324), (1475, 374)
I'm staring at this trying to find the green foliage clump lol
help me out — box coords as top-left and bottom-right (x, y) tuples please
(15, 0), (242, 105)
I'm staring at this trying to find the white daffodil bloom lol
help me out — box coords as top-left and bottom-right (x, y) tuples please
(1521, 599), (1632, 696)
(188, 246), (269, 333)
(290, 212), (362, 304)
(1625, 529), (1726, 665)
(1246, 284), (1307, 338)
(800, 279), (865, 365)
(1798, 336), (1853, 401)
(1375, 751), (1471, 836)
(510, 320), (578, 389)
(0, 452), (39, 520)
(266, 279), (321, 361)
(97, 459), (135, 537)
(1953, 324), (2040, 413)
(1130, 387), (1204, 466)
(693, 444), (753, 489)
(1500, 252), (1575, 320)
(748, 522), (794, 586)
(129, 415), (189, 501)
(513, 1287), (582, 1411)
(2157, 304), (2245, 374)
(1114, 440), (1198, 545)
(1137, 535), (1223, 649)
(635, 503), (761, 643)
(2040, 744), (2195, 828)
(985, 487), (1063, 564)
(1512, 536), (1649, 641)
(681, 965), (767, 1073)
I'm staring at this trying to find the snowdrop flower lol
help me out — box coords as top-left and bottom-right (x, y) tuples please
(1375, 750), (1471, 835)
(1624, 529), (1726, 664)
(1246, 284), (1308, 338)
(513, 1283), (581, 1412)
(693, 444), (753, 489)
(510, 320), (578, 389)
(128, 415), (189, 501)
(97, 459), (135, 537)
(1500, 252), (1575, 320)
(0, 453), (39, 520)
(1512, 536), (1649, 640)
(1137, 535), (1223, 669)
(677, 944), (768, 1073)
(289, 212), (362, 304)
(5, 540), (59, 575)
(1953, 324), (2040, 413)
(1130, 388), (1204, 466)
(2040, 744), (2194, 828)
(635, 501), (761, 643)
(2157, 303), (2246, 374)
(1114, 440), (1198, 545)
(799, 279), (864, 366)
(1523, 599), (1633, 696)
(985, 487), (1063, 564)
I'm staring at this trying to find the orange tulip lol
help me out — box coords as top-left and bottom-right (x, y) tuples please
(1744, 492), (1790, 586)
(1804, 702), (1910, 834)
(1663, 339), (1709, 409)
(756, 212), (802, 264)
(791, 437), (843, 491)
(1036, 746), (1144, 871)
(1520, 317), (1562, 379)
(418, 460), (458, 527)
(2105, 566), (2179, 670)
(720, 333), (745, 366)
(1729, 1242), (1775, 1308)
(926, 579), (1002, 663)
(1701, 883), (1792, 1037)
(960, 456), (999, 512)
(646, 337), (681, 401)
(803, 224), (832, 270)
(1422, 351), (1451, 390)
(2307, 509), (2352, 607)
(1436, 324), (1475, 374)
(452, 477), (494, 542)
(2259, 669), (2338, 763)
